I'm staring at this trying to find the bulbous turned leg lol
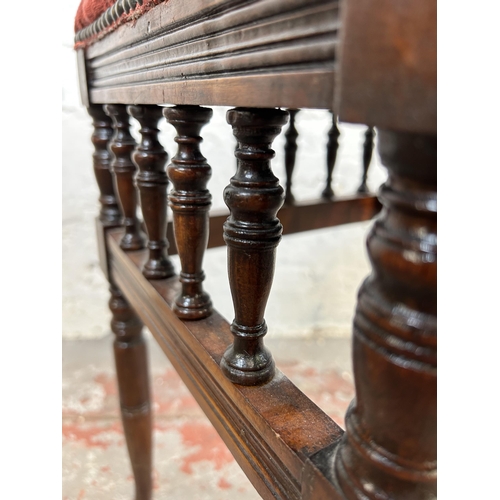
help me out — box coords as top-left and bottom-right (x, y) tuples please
(163, 105), (213, 320)
(333, 130), (437, 499)
(221, 107), (288, 386)
(104, 104), (145, 251)
(321, 111), (340, 199)
(284, 108), (299, 204)
(109, 286), (152, 500)
(127, 104), (175, 279)
(357, 126), (375, 194)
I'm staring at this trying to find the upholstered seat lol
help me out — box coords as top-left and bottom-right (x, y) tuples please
(74, 0), (164, 47)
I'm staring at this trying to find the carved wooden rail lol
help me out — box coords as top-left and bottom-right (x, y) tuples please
(77, 0), (436, 498)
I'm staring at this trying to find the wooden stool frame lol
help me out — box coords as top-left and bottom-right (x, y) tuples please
(76, 0), (436, 498)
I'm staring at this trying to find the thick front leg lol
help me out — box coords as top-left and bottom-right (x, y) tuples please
(109, 286), (152, 500)
(333, 130), (437, 499)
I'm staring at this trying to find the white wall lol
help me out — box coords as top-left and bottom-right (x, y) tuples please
(62, 0), (387, 339)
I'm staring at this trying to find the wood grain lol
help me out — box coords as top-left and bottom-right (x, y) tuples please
(85, 0), (338, 109)
(164, 105), (213, 320)
(108, 228), (344, 500)
(336, 0), (436, 133)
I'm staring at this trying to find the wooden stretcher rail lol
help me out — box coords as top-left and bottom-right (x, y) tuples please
(108, 228), (344, 500)
(165, 195), (381, 255)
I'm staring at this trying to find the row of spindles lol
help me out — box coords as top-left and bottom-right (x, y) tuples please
(283, 109), (375, 203)
(89, 103), (436, 499)
(90, 104), (289, 385)
(89, 104), (375, 386)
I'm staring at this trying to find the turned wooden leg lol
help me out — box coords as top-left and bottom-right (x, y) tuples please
(321, 111), (340, 199)
(333, 130), (437, 499)
(127, 105), (175, 279)
(221, 107), (288, 386)
(109, 286), (152, 500)
(163, 105), (213, 320)
(357, 126), (375, 194)
(284, 108), (299, 204)
(104, 104), (145, 251)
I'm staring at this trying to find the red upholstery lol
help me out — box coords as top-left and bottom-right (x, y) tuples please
(74, 0), (166, 48)
(75, 0), (115, 32)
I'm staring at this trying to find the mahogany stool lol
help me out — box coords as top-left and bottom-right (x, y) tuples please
(73, 0), (436, 498)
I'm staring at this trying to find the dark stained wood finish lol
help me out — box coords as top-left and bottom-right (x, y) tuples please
(336, 0), (436, 133)
(163, 105), (213, 320)
(165, 195), (382, 255)
(284, 109), (299, 205)
(357, 126), (375, 194)
(104, 104), (145, 251)
(221, 107), (288, 386)
(86, 0), (339, 109)
(88, 104), (122, 280)
(77, 0), (437, 496)
(321, 112), (340, 199)
(107, 228), (344, 500)
(109, 285), (153, 500)
(88, 104), (121, 227)
(331, 130), (437, 499)
(127, 104), (175, 279)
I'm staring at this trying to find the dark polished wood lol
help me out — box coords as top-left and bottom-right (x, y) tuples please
(109, 285), (152, 500)
(127, 104), (175, 279)
(88, 104), (121, 227)
(86, 0), (339, 109)
(336, 0), (436, 133)
(321, 112), (340, 199)
(77, 0), (437, 496)
(357, 126), (375, 194)
(104, 104), (145, 251)
(284, 109), (299, 204)
(221, 107), (288, 386)
(163, 105), (213, 320)
(332, 130), (437, 499)
(108, 228), (344, 500)
(165, 195), (382, 255)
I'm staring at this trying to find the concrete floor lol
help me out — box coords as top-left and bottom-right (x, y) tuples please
(62, 333), (354, 499)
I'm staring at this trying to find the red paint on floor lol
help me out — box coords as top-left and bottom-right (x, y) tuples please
(94, 372), (118, 397)
(62, 421), (123, 449)
(178, 422), (235, 474)
(218, 477), (232, 490)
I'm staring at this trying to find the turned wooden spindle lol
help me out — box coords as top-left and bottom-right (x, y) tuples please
(357, 126), (376, 194)
(333, 130), (437, 499)
(127, 105), (175, 279)
(221, 107), (288, 386)
(87, 105), (122, 226)
(109, 285), (152, 500)
(284, 108), (299, 204)
(163, 105), (213, 320)
(321, 111), (340, 199)
(104, 104), (145, 251)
